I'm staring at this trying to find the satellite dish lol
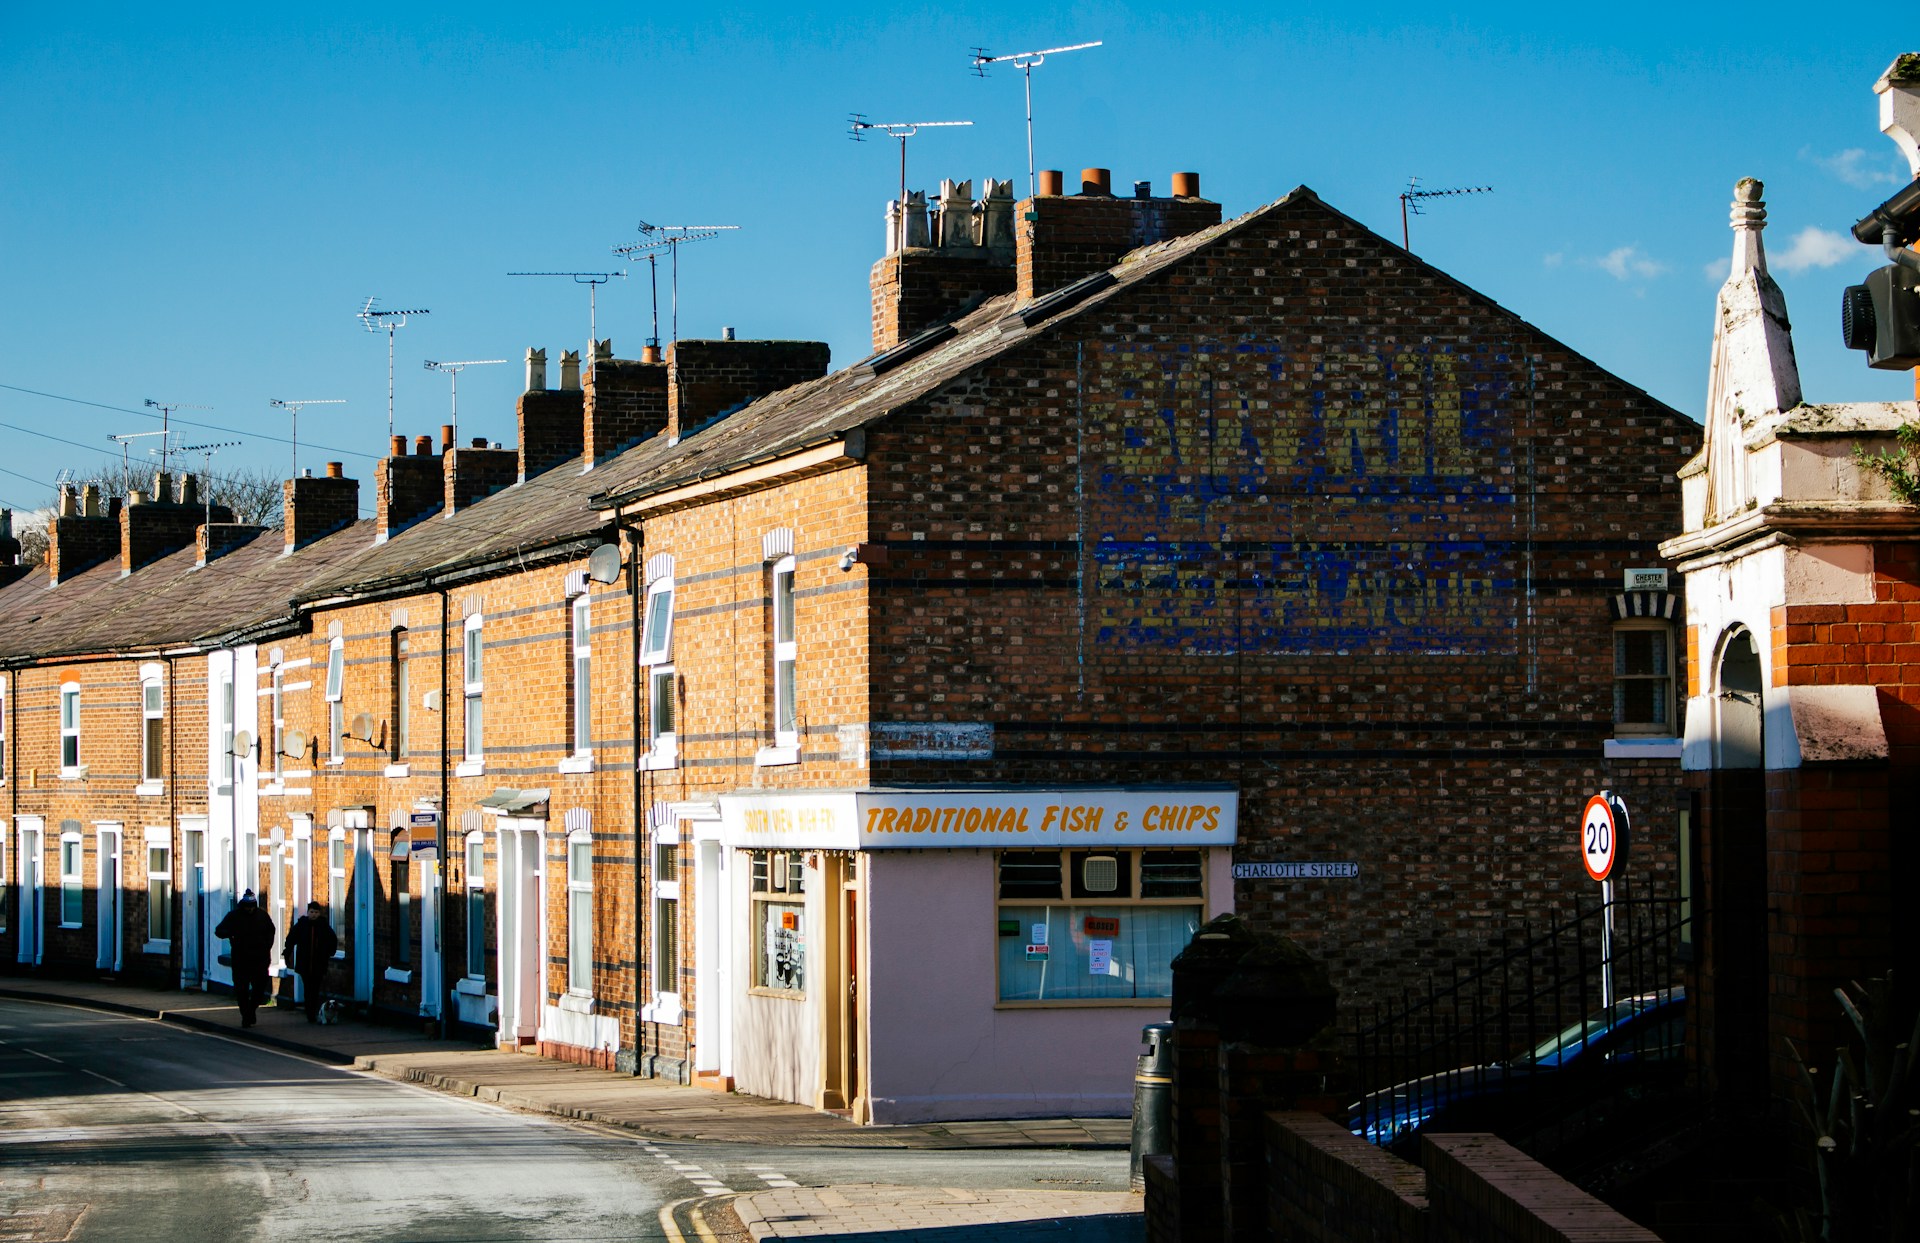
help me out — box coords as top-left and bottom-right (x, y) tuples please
(231, 729), (253, 758)
(350, 712), (375, 743)
(282, 728), (308, 759)
(587, 543), (623, 584)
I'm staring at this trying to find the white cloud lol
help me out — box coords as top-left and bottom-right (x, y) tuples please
(1773, 226), (1857, 274)
(1703, 258), (1728, 283)
(1542, 252), (1564, 269)
(1802, 146), (1906, 190)
(1586, 245), (1667, 282)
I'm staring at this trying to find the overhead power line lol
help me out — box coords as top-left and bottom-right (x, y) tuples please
(0, 382), (379, 460)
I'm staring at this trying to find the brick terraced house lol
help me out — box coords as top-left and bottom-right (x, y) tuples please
(0, 165), (1697, 1123)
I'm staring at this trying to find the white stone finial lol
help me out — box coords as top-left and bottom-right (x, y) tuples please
(902, 190), (930, 249)
(559, 349), (581, 391)
(1728, 177), (1767, 279)
(1702, 178), (1802, 524)
(1876, 53), (1920, 177)
(525, 347), (548, 392)
(937, 179), (974, 248)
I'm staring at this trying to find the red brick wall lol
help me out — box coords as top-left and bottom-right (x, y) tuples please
(665, 340), (831, 440)
(1017, 190), (1221, 299)
(870, 251), (1015, 352)
(584, 358), (668, 462)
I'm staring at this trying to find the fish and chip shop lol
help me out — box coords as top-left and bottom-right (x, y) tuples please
(699, 786), (1237, 1124)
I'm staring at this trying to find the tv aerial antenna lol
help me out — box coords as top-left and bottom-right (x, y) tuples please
(176, 440), (242, 529)
(139, 400), (210, 476)
(849, 116), (974, 211)
(422, 359), (506, 445)
(1399, 177), (1492, 251)
(108, 428), (176, 482)
(613, 224), (739, 348)
(969, 41), (1101, 201)
(358, 298), (431, 444)
(508, 272), (623, 359)
(268, 398), (346, 478)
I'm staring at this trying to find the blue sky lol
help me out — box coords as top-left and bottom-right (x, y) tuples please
(2, 4), (1914, 517)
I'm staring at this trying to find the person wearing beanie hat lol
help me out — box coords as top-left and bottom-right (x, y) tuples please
(215, 889), (276, 1027)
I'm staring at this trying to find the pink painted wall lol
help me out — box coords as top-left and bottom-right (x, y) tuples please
(859, 847), (1232, 1124)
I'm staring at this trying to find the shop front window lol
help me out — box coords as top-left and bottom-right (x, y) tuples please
(995, 849), (1204, 1003)
(749, 850), (805, 995)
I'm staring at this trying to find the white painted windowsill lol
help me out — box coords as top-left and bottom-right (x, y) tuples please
(143, 939), (170, 955)
(1602, 737), (1683, 759)
(558, 754), (594, 775)
(135, 780), (163, 797)
(455, 761), (484, 778)
(455, 976), (488, 997)
(642, 994), (684, 1026)
(60, 766), (88, 781)
(384, 967), (413, 983)
(384, 764), (410, 779)
(558, 992), (595, 1014)
(754, 744), (799, 768)
(640, 745), (677, 772)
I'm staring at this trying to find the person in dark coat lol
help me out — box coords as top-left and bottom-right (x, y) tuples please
(283, 901), (339, 1023)
(214, 890), (276, 1027)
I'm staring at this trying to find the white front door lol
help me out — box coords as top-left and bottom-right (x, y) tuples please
(419, 856), (442, 1019)
(16, 820), (42, 965)
(695, 835), (732, 1078)
(95, 826), (123, 971)
(495, 819), (544, 1044)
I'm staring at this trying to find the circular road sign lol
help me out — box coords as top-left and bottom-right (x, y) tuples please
(1580, 793), (1625, 882)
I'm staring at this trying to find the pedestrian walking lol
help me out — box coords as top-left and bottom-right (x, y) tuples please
(283, 901), (339, 1023)
(214, 890), (276, 1027)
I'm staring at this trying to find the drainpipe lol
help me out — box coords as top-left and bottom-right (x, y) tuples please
(621, 520), (645, 1075)
(438, 586), (452, 1035)
(1885, 225), (1920, 272)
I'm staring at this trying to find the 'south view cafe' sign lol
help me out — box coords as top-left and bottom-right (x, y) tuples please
(716, 786), (1240, 851)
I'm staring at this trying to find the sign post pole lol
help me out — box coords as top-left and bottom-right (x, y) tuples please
(1580, 791), (1629, 1010)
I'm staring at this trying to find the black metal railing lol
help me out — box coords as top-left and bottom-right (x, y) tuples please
(1349, 895), (1695, 1160)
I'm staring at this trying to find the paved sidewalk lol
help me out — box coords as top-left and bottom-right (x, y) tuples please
(0, 976), (1129, 1151)
(722, 1184), (1142, 1240)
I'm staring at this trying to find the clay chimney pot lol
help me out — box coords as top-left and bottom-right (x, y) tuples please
(390, 436), (407, 457)
(326, 461), (343, 479)
(1037, 169), (1065, 196)
(1079, 168), (1111, 196)
(1171, 171), (1200, 198)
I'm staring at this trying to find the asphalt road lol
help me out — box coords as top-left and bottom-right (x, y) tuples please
(0, 998), (1131, 1241)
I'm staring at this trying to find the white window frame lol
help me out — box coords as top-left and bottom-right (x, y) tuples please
(59, 682), (83, 778)
(758, 555), (799, 766)
(464, 831), (487, 981)
(58, 827), (83, 928)
(641, 573), (677, 770)
(218, 674), (236, 788)
(565, 828), (593, 997)
(1612, 618), (1677, 738)
(268, 665), (286, 783)
(643, 819), (682, 1025)
(0, 675), (9, 787)
(387, 823), (412, 978)
(144, 826), (172, 953)
(138, 665), (165, 795)
(328, 827), (348, 959)
(459, 614), (484, 774)
(569, 594), (593, 762)
(747, 849), (806, 998)
(387, 629), (411, 777)
(325, 637), (345, 765)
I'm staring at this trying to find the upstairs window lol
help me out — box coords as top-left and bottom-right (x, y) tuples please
(391, 629), (411, 765)
(570, 595), (592, 758)
(641, 567), (676, 768)
(269, 666), (286, 780)
(463, 614), (484, 763)
(325, 637), (345, 764)
(141, 673), (164, 785)
(1610, 591), (1682, 739)
(770, 555), (798, 749)
(59, 683), (80, 772)
(218, 676), (236, 784)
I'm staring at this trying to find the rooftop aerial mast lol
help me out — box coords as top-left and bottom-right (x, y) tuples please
(358, 298), (431, 443)
(969, 41), (1101, 201)
(422, 359), (506, 444)
(507, 272), (623, 355)
(849, 116), (974, 211)
(138, 400), (209, 477)
(1399, 177), (1493, 251)
(613, 223), (739, 348)
(268, 398), (346, 477)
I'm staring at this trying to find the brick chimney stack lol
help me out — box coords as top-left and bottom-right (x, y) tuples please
(284, 461), (360, 552)
(583, 343), (669, 463)
(47, 483), (118, 585)
(1016, 168), (1220, 301)
(519, 346), (586, 480)
(0, 509), (23, 589)
(198, 522), (266, 565)
(121, 473), (233, 574)
(445, 438), (518, 514)
(377, 434), (443, 541)
(870, 177), (1018, 353)
(666, 339), (831, 441)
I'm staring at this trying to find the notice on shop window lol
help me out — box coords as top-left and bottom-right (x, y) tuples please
(1088, 939), (1118, 976)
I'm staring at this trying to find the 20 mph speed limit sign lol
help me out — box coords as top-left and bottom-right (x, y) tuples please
(1580, 793), (1629, 882)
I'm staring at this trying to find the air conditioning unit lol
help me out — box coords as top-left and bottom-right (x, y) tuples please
(1841, 264), (1920, 369)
